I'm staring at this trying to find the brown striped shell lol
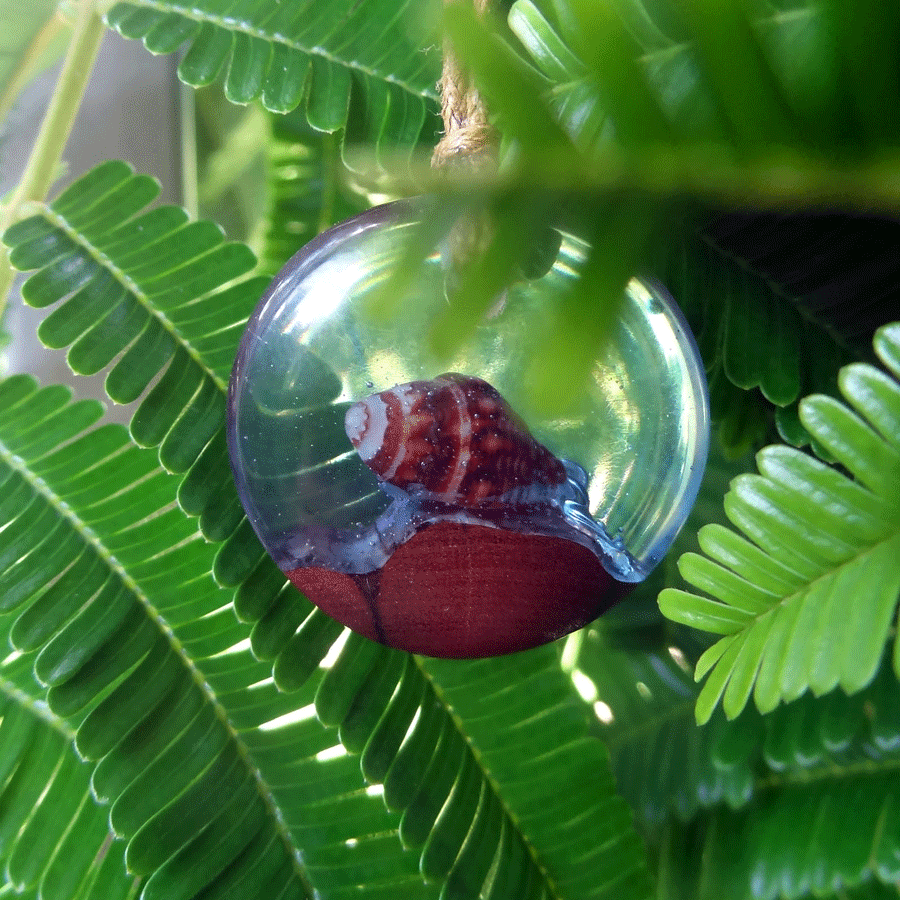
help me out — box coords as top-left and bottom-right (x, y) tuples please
(344, 373), (566, 507)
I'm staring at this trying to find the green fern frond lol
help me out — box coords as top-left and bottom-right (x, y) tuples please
(660, 758), (900, 900)
(249, 604), (655, 898)
(0, 377), (308, 898)
(421, 652), (653, 899)
(104, 0), (439, 155)
(511, 0), (900, 157)
(0, 687), (138, 899)
(509, 1), (866, 455)
(0, 376), (482, 899)
(660, 807), (900, 900)
(5, 161), (259, 395)
(659, 232), (855, 455)
(702, 211), (899, 354)
(3, 161), (267, 541)
(660, 322), (900, 723)
(575, 616), (900, 832)
(260, 111), (364, 275)
(575, 636), (757, 825)
(571, 610), (900, 898)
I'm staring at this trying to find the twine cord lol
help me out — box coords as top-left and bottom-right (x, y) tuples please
(432, 0), (498, 169)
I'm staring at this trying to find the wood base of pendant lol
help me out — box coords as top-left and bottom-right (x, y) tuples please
(285, 521), (630, 658)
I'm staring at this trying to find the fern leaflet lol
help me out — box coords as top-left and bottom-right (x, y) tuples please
(660, 323), (900, 722)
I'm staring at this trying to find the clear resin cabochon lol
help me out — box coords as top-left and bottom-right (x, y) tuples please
(228, 200), (710, 593)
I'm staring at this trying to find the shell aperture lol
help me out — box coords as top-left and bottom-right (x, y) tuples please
(344, 372), (567, 508)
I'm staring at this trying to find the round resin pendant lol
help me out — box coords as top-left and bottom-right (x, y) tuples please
(227, 200), (709, 658)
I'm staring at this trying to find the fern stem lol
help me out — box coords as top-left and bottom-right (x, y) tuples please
(0, 9), (69, 122)
(0, 0), (105, 318)
(179, 79), (199, 220)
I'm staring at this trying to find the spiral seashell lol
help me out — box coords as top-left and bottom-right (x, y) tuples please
(344, 372), (566, 507)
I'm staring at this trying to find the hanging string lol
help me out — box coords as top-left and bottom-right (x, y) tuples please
(431, 0), (498, 170)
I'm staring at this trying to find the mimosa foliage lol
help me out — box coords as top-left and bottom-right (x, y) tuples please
(572, 617), (900, 896)
(103, 0), (440, 163)
(509, 0), (883, 452)
(3, 0), (900, 898)
(661, 323), (900, 723)
(2, 165), (652, 900)
(259, 111), (365, 276)
(0, 687), (136, 900)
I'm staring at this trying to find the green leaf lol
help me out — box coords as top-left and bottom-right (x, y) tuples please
(6, 161), (258, 393)
(666, 764), (900, 900)
(259, 111), (365, 275)
(509, 0), (582, 86)
(504, 1), (897, 430)
(0, 376), (471, 899)
(246, 596), (655, 898)
(104, 0), (440, 152)
(0, 378), (301, 897)
(674, 0), (801, 148)
(508, 4), (864, 444)
(0, 692), (137, 900)
(660, 322), (900, 722)
(422, 652), (655, 899)
(509, 0), (897, 158)
(573, 615), (900, 898)
(548, 0), (671, 146)
(3, 161), (270, 551)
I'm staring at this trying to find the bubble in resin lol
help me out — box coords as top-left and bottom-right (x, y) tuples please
(227, 198), (710, 657)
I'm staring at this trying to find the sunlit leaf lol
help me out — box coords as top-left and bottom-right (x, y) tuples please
(661, 323), (900, 722)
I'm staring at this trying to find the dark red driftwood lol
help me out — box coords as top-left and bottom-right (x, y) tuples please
(285, 521), (630, 658)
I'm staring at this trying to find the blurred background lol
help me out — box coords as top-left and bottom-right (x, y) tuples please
(3, 30), (178, 422)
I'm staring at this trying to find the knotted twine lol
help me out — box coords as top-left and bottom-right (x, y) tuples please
(432, 0), (499, 288)
(431, 0), (498, 171)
